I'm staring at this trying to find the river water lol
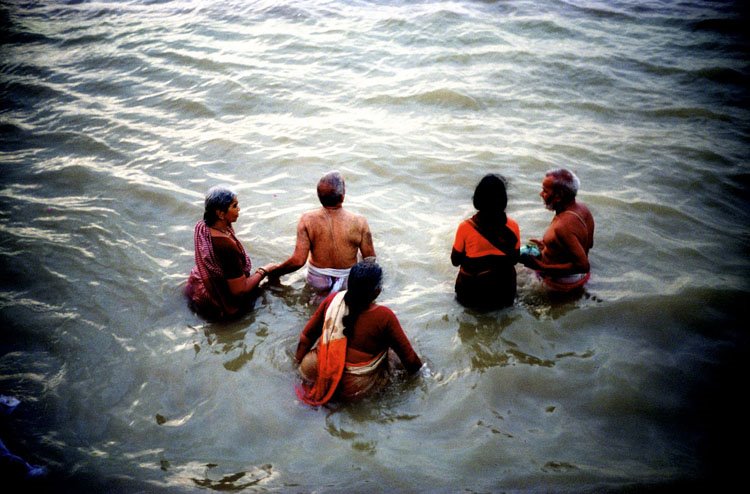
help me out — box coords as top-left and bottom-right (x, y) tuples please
(1, 1), (748, 492)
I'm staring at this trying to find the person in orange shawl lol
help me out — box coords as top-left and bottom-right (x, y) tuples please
(451, 174), (520, 310)
(185, 186), (277, 320)
(294, 261), (423, 405)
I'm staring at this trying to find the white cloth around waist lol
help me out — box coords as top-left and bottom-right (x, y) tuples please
(546, 272), (588, 284)
(306, 264), (352, 278)
(306, 263), (352, 292)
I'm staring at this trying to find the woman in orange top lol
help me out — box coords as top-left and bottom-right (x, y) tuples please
(451, 174), (520, 310)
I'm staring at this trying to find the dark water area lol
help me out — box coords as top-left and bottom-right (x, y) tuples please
(1, 0), (749, 492)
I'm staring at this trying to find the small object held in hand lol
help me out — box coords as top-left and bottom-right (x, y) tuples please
(519, 244), (540, 258)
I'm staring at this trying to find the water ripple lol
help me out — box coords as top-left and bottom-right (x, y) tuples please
(1, 1), (748, 490)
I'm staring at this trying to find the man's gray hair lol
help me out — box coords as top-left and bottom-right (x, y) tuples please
(317, 170), (345, 207)
(546, 168), (579, 202)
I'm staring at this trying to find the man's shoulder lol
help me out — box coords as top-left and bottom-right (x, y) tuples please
(299, 208), (326, 223)
(350, 209), (368, 224)
(578, 202), (594, 219)
(570, 202), (594, 225)
(555, 204), (592, 235)
(338, 208), (369, 226)
(300, 207), (369, 228)
(569, 199), (589, 212)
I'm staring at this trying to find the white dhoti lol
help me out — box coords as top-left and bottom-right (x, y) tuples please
(537, 271), (590, 292)
(306, 264), (351, 293)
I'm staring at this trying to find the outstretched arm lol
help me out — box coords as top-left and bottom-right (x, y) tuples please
(226, 262), (276, 297)
(267, 218), (311, 277)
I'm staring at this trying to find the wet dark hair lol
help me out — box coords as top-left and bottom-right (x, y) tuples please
(203, 186), (236, 225)
(342, 261), (383, 337)
(471, 174), (518, 256)
(317, 171), (345, 207)
(472, 173), (508, 214)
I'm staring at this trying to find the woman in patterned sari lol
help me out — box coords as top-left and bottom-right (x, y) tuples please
(185, 186), (276, 320)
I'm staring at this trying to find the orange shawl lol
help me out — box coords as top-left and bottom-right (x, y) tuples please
(296, 291), (348, 406)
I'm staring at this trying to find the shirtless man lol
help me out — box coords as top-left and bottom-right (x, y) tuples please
(520, 168), (595, 291)
(267, 171), (376, 294)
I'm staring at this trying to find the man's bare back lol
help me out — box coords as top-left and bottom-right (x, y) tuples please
(300, 206), (375, 269)
(267, 171), (376, 281)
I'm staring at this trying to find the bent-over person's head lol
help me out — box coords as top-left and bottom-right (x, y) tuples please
(342, 261), (383, 334)
(317, 171), (345, 207)
(203, 186), (237, 225)
(545, 168), (579, 204)
(472, 173), (508, 215)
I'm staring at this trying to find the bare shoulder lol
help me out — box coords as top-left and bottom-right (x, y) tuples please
(336, 207), (367, 226)
(300, 209), (325, 225)
(576, 202), (593, 219)
(351, 210), (368, 224)
(552, 209), (581, 233)
(572, 203), (595, 230)
(352, 211), (371, 231)
(556, 204), (593, 239)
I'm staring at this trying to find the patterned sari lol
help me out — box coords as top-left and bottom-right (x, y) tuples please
(185, 220), (252, 319)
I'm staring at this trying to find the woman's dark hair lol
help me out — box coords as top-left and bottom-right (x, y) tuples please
(342, 261), (383, 337)
(471, 174), (518, 256)
(472, 173), (508, 215)
(203, 186), (236, 225)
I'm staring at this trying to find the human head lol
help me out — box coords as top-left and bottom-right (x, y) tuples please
(346, 260), (383, 306)
(203, 185), (237, 225)
(542, 168), (579, 208)
(472, 173), (508, 214)
(317, 171), (345, 207)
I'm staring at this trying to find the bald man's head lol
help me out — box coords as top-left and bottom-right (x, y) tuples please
(317, 171), (345, 207)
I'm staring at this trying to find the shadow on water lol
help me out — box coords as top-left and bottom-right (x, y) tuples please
(516, 268), (604, 320)
(288, 358), (427, 456)
(321, 384), (423, 456)
(185, 462), (277, 491)
(456, 311), (562, 372)
(450, 272), (607, 375)
(264, 277), (325, 316)
(190, 311), (270, 372)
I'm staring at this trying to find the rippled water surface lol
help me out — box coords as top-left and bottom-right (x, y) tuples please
(1, 0), (748, 492)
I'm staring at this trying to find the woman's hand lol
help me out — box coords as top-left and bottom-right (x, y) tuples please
(227, 263), (277, 296)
